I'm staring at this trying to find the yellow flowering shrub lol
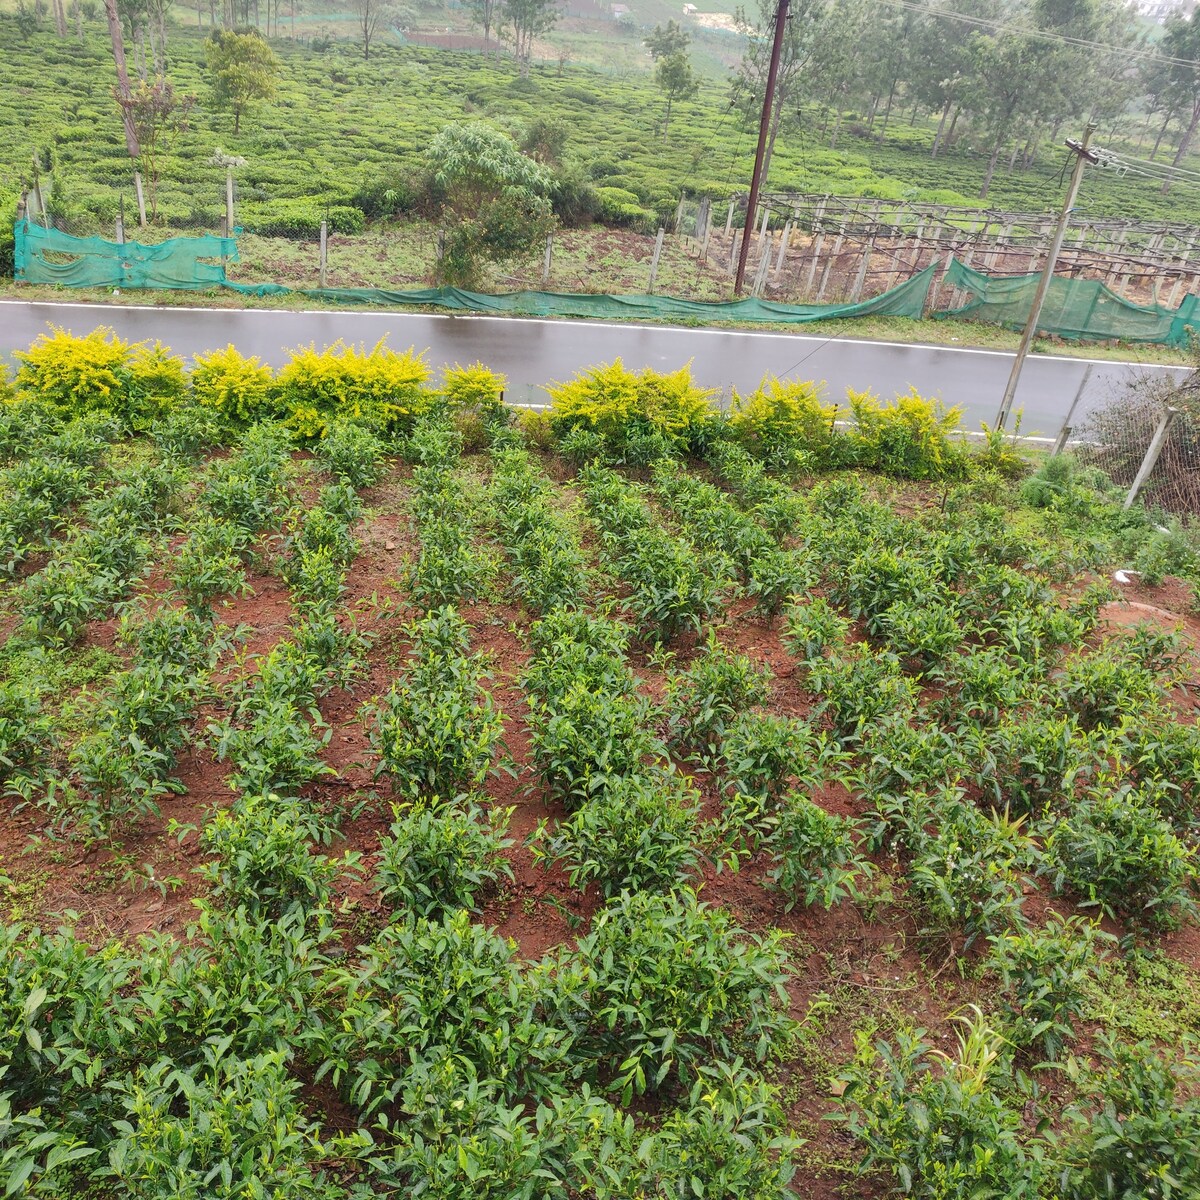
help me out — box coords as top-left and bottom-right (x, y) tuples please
(442, 362), (507, 416)
(547, 359), (717, 460)
(13, 326), (185, 425)
(190, 345), (278, 425)
(847, 387), (967, 480)
(273, 339), (434, 433)
(728, 376), (842, 470)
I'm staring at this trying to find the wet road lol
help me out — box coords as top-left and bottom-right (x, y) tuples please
(1, 299), (1188, 439)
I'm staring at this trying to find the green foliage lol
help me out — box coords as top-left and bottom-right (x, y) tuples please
(372, 798), (514, 918)
(529, 771), (702, 895)
(363, 607), (505, 798)
(107, 1048), (330, 1199)
(426, 121), (555, 288)
(315, 910), (570, 1115)
(840, 1010), (1041, 1200)
(549, 360), (718, 461)
(1044, 784), (1197, 930)
(13, 327), (185, 428)
(571, 889), (795, 1101)
(198, 794), (343, 918)
(664, 633), (773, 756)
(764, 794), (871, 911)
(1056, 1037), (1200, 1200)
(315, 420), (387, 488)
(204, 28), (279, 134)
(986, 915), (1110, 1063)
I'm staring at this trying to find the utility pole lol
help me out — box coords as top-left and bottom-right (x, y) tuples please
(735, 0), (789, 296)
(995, 125), (1098, 429)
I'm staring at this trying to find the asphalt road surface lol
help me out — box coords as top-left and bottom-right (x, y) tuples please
(1, 299), (1189, 439)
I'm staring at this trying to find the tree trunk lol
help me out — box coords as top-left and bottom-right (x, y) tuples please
(1021, 131), (1036, 170)
(1007, 141), (1020, 172)
(980, 138), (1003, 199)
(1151, 110), (1174, 161)
(663, 96), (672, 141)
(234, 106), (241, 134)
(931, 98), (951, 159)
(1165, 101), (1200, 193)
(865, 94), (879, 134)
(760, 94), (784, 187)
(829, 108), (843, 151)
(944, 105), (961, 148)
(104, 0), (141, 158)
(879, 78), (898, 138)
(52, 0), (66, 37)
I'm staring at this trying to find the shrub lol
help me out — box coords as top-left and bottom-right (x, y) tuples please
(664, 633), (773, 756)
(719, 712), (828, 806)
(442, 361), (507, 417)
(316, 420), (387, 488)
(190, 344), (278, 425)
(13, 327), (185, 427)
(595, 185), (655, 231)
(107, 1048), (331, 1200)
(570, 889), (795, 1101)
(765, 795), (871, 910)
(847, 387), (966, 480)
(986, 915), (1110, 1062)
(840, 1009), (1041, 1200)
(1044, 785), (1197, 930)
(548, 359), (718, 460)
(315, 911), (571, 1115)
(273, 340), (434, 434)
(372, 799), (514, 918)
(198, 795), (343, 918)
(529, 771), (702, 895)
(1056, 1037), (1200, 1200)
(727, 376), (845, 471)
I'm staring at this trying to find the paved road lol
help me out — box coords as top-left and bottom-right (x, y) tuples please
(1, 299), (1189, 439)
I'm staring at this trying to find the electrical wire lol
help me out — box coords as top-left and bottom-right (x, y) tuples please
(874, 0), (1198, 70)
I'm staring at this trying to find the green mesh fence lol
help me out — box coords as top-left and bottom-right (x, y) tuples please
(939, 256), (1200, 348)
(14, 221), (238, 289)
(223, 267), (937, 323)
(12, 221), (934, 325)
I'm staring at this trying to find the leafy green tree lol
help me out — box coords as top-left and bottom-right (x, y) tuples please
(204, 28), (277, 134)
(113, 77), (195, 220)
(1162, 9), (1200, 189)
(500, 0), (557, 77)
(645, 19), (689, 62)
(466, 0), (502, 49)
(656, 51), (699, 141)
(426, 121), (555, 287)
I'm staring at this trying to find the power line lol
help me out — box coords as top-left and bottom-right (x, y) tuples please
(875, 0), (1200, 70)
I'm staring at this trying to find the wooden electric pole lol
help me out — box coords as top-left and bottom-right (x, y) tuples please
(995, 125), (1098, 430)
(735, 0), (790, 296)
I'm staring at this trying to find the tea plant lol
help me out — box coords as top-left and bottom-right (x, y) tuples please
(1044, 784), (1197, 930)
(569, 888), (795, 1101)
(986, 915), (1111, 1063)
(316, 419), (387, 488)
(718, 712), (830, 806)
(1055, 1036), (1200, 1200)
(663, 632), (773, 757)
(197, 794), (346, 918)
(372, 798), (514, 918)
(211, 695), (336, 798)
(763, 794), (871, 911)
(839, 1009), (1041, 1200)
(529, 770), (702, 895)
(363, 607), (505, 798)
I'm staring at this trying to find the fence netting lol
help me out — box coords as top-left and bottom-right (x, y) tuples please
(940, 257), (1200, 348)
(14, 221), (238, 289)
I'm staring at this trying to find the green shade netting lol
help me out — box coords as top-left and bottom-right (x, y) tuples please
(939, 256), (1200, 348)
(12, 221), (934, 324)
(14, 221), (237, 289)
(225, 264), (937, 323)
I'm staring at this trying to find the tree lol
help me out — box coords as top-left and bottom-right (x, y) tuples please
(733, 0), (825, 187)
(103, 0), (141, 157)
(645, 19), (689, 62)
(351, 0), (393, 59)
(466, 0), (501, 50)
(426, 122), (555, 287)
(500, 0), (557, 78)
(656, 52), (699, 141)
(1161, 10), (1200, 191)
(113, 78), (196, 220)
(204, 28), (278, 134)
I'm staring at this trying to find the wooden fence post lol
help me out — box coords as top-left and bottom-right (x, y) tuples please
(648, 226), (665, 292)
(541, 232), (553, 284)
(319, 219), (328, 289)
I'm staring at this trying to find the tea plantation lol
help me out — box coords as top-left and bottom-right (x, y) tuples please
(3, 327), (1200, 1196)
